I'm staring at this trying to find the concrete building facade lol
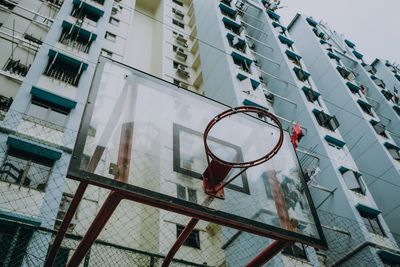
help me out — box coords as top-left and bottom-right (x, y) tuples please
(0, 0), (400, 266)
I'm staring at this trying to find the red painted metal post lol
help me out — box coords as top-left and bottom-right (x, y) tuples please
(44, 182), (88, 267)
(245, 240), (291, 267)
(161, 217), (200, 267)
(66, 191), (123, 267)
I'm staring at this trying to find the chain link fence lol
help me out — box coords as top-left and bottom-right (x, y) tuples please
(0, 108), (399, 267)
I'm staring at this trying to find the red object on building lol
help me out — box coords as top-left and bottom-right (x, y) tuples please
(360, 85), (366, 95)
(291, 122), (303, 149)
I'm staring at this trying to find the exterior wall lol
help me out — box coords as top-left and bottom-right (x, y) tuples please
(288, 13), (400, 252)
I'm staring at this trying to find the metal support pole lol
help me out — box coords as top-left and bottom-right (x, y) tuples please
(44, 182), (88, 267)
(161, 218), (200, 267)
(66, 191), (123, 267)
(245, 240), (291, 267)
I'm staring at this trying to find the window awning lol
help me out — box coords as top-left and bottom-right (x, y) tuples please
(266, 10), (280, 21)
(72, 0), (104, 17)
(355, 203), (381, 216)
(271, 21), (286, 31)
(278, 35), (294, 47)
(286, 50), (301, 61)
(320, 39), (327, 45)
(306, 17), (318, 27)
(48, 49), (88, 70)
(61, 20), (97, 41)
(0, 210), (41, 226)
(346, 81), (361, 93)
(222, 17), (241, 31)
(231, 51), (252, 65)
(250, 79), (260, 89)
(384, 142), (400, 151)
(293, 66), (310, 79)
(6, 135), (62, 160)
(325, 135), (345, 148)
(393, 105), (400, 113)
(31, 86), (77, 109)
(357, 99), (372, 109)
(243, 99), (268, 110)
(395, 74), (400, 82)
(219, 3), (237, 17)
(352, 50), (363, 59)
(327, 52), (340, 61)
(344, 39), (356, 48)
(302, 86), (320, 97)
(381, 89), (393, 100)
(377, 250), (400, 264)
(236, 73), (247, 80)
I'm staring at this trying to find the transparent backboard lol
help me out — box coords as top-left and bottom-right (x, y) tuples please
(68, 58), (326, 248)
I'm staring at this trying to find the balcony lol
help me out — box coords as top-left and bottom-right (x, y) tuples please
(286, 50), (302, 67)
(222, 17), (242, 35)
(337, 66), (356, 81)
(219, 3), (237, 20)
(278, 35), (294, 50)
(71, 0), (104, 25)
(43, 49), (88, 87)
(59, 21), (97, 54)
(231, 51), (252, 74)
(370, 75), (385, 89)
(313, 109), (340, 131)
(226, 33), (246, 53)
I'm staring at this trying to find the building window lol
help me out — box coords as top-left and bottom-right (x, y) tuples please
(26, 97), (69, 127)
(385, 145), (400, 161)
(0, 0), (16, 9)
(101, 49), (113, 58)
(303, 87), (321, 106)
(105, 32), (117, 42)
(282, 243), (308, 261)
(222, 17), (242, 35)
(172, 7), (184, 20)
(109, 17), (120, 26)
(172, 19), (184, 29)
(341, 169), (365, 195)
(173, 79), (189, 89)
(0, 148), (53, 191)
(370, 121), (387, 138)
(359, 211), (385, 236)
(314, 110), (339, 131)
(172, 0), (183, 6)
(177, 184), (197, 203)
(44, 51), (85, 86)
(227, 35), (246, 53)
(358, 101), (374, 117)
(0, 221), (34, 266)
(71, 2), (102, 23)
(173, 61), (190, 79)
(232, 55), (251, 73)
(176, 225), (200, 249)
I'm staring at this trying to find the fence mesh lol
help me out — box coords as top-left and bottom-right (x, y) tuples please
(0, 109), (399, 267)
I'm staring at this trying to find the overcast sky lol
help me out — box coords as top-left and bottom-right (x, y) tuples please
(277, 0), (400, 65)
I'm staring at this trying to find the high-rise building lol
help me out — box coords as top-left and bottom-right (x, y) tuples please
(0, 0), (399, 266)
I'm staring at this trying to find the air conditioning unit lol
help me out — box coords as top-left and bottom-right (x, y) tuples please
(177, 67), (190, 78)
(175, 50), (188, 61)
(172, 8), (184, 20)
(176, 35), (188, 47)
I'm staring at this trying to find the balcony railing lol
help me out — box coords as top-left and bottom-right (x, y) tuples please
(59, 31), (93, 53)
(1, 109), (77, 148)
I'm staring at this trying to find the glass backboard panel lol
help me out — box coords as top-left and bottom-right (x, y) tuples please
(68, 58), (326, 248)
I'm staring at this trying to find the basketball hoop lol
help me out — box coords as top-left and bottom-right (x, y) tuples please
(202, 106), (284, 199)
